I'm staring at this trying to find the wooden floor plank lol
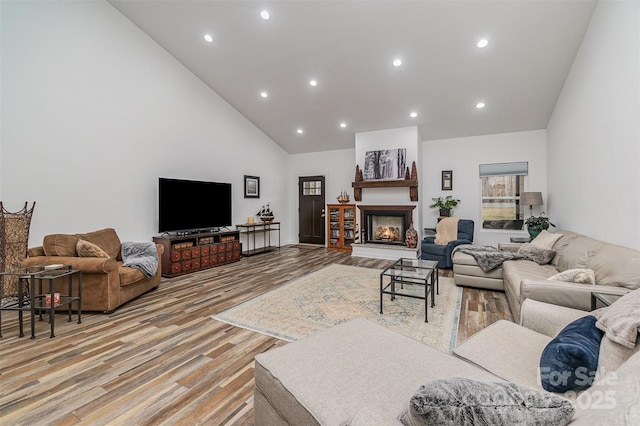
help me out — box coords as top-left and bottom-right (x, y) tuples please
(0, 245), (512, 424)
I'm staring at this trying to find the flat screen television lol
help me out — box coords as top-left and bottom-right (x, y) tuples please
(159, 178), (232, 233)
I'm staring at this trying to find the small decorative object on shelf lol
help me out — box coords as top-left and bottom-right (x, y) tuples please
(337, 191), (350, 204)
(258, 203), (275, 222)
(405, 221), (418, 248)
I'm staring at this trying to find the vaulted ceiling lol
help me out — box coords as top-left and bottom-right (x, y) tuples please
(109, 0), (597, 154)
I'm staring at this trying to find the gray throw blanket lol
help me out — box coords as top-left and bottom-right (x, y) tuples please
(457, 245), (527, 272)
(121, 241), (158, 278)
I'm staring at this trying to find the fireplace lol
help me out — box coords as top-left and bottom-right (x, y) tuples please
(358, 205), (416, 246)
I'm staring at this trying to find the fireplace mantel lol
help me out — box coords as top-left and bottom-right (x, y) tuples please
(351, 179), (418, 202)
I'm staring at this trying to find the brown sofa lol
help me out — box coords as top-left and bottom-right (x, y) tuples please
(22, 228), (163, 313)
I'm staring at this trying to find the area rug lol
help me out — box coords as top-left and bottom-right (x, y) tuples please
(212, 263), (462, 352)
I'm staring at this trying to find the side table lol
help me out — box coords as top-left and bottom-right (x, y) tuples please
(591, 291), (622, 311)
(0, 265), (82, 338)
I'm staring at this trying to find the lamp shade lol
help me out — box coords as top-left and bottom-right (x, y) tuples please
(521, 192), (543, 206)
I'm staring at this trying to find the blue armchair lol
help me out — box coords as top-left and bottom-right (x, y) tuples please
(420, 219), (474, 269)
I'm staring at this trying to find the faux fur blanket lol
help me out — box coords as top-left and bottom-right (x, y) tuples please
(435, 217), (460, 245)
(458, 245), (527, 272)
(121, 241), (158, 278)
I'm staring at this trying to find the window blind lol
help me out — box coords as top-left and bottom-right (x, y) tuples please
(479, 162), (528, 177)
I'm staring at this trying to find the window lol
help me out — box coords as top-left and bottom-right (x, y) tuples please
(302, 180), (322, 196)
(480, 162), (527, 230)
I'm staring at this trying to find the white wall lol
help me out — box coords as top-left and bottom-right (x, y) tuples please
(422, 130), (547, 247)
(547, 0), (640, 250)
(288, 148), (355, 244)
(1, 1), (289, 246)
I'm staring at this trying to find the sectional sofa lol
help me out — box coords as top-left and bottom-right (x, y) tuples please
(254, 230), (640, 424)
(452, 229), (640, 319)
(254, 298), (640, 425)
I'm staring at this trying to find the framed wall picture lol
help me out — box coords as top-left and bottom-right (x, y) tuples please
(244, 175), (260, 198)
(441, 170), (453, 191)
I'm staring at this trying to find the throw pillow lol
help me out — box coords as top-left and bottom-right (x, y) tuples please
(399, 378), (574, 426)
(530, 230), (563, 250)
(594, 288), (640, 349)
(547, 269), (596, 285)
(518, 243), (555, 265)
(76, 239), (110, 258)
(539, 315), (603, 393)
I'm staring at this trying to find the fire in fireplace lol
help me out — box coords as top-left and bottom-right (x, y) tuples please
(359, 206), (414, 246)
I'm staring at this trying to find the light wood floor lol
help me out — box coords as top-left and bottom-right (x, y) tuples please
(0, 245), (513, 425)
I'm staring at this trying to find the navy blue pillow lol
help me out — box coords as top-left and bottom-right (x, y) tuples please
(540, 315), (604, 393)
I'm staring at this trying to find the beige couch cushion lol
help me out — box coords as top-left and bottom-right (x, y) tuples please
(502, 260), (558, 318)
(530, 230), (563, 250)
(254, 318), (500, 425)
(571, 350), (640, 425)
(550, 230), (581, 267)
(556, 235), (606, 272)
(453, 320), (552, 392)
(586, 244), (640, 290)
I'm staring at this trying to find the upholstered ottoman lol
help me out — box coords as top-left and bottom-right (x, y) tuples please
(452, 251), (504, 291)
(254, 318), (500, 425)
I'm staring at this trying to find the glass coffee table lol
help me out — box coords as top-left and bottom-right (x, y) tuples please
(0, 265), (82, 338)
(380, 258), (439, 322)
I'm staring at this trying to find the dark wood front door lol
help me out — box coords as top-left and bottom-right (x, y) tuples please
(298, 176), (325, 245)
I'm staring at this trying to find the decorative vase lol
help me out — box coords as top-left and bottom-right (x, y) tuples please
(527, 226), (541, 239)
(405, 222), (418, 248)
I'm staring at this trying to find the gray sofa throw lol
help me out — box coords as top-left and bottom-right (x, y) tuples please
(121, 241), (158, 278)
(458, 245), (527, 272)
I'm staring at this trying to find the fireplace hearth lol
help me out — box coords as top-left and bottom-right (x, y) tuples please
(358, 205), (416, 246)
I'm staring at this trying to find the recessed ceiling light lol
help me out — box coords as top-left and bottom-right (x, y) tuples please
(309, 79), (318, 87)
(260, 91), (268, 98)
(409, 111), (418, 118)
(393, 58), (402, 67)
(477, 39), (489, 48)
(203, 34), (214, 43)
(339, 122), (347, 128)
(297, 128), (304, 134)
(260, 10), (270, 20)
(476, 102), (486, 109)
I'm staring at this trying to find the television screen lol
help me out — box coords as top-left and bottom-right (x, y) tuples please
(159, 178), (232, 233)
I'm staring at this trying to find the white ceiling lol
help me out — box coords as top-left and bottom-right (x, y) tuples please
(108, 0), (597, 154)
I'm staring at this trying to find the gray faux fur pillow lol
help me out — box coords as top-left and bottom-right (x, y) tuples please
(518, 243), (556, 265)
(399, 378), (575, 426)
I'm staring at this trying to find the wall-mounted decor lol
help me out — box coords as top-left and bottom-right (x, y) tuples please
(244, 175), (260, 198)
(441, 170), (453, 190)
(363, 148), (406, 181)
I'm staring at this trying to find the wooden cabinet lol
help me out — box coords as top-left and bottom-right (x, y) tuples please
(153, 231), (241, 278)
(327, 204), (356, 251)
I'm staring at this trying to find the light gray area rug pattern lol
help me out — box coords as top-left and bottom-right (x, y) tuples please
(213, 264), (462, 352)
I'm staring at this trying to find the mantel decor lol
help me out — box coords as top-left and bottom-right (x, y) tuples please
(352, 161), (418, 201)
